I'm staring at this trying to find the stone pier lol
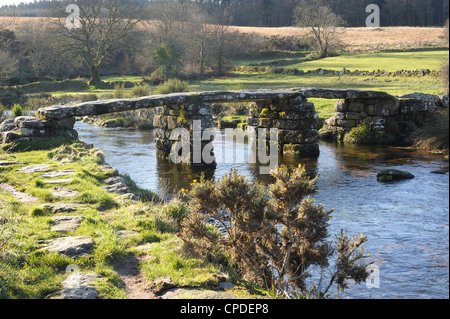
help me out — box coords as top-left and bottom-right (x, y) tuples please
(246, 96), (320, 158)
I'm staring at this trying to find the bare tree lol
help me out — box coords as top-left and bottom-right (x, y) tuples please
(185, 5), (211, 75)
(0, 49), (17, 86)
(50, 0), (144, 86)
(209, 6), (231, 75)
(294, 0), (345, 59)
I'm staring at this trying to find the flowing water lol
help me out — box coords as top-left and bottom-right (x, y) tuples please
(75, 121), (449, 299)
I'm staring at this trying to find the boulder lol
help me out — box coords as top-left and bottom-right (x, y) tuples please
(377, 169), (415, 182)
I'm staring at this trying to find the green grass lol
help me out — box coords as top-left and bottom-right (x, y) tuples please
(189, 71), (443, 95)
(0, 142), (230, 299)
(286, 49), (449, 72)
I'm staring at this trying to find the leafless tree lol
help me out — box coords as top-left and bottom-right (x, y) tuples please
(294, 0), (345, 58)
(0, 49), (17, 86)
(49, 0), (144, 86)
(209, 6), (231, 75)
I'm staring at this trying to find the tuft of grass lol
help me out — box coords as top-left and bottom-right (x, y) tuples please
(12, 104), (23, 117)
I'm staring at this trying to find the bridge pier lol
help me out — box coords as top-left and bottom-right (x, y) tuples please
(153, 102), (216, 166)
(246, 96), (320, 158)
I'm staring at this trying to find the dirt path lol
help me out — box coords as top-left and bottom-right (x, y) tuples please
(113, 254), (157, 299)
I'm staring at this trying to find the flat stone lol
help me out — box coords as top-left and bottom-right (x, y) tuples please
(116, 230), (139, 239)
(0, 161), (27, 166)
(0, 183), (39, 203)
(18, 164), (52, 173)
(51, 187), (80, 198)
(51, 216), (84, 232)
(54, 273), (100, 299)
(40, 203), (82, 214)
(41, 169), (75, 178)
(44, 236), (94, 258)
(43, 178), (74, 185)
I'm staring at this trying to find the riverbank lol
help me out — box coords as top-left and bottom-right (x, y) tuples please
(0, 140), (251, 299)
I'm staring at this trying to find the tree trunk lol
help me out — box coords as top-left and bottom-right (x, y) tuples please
(88, 66), (102, 87)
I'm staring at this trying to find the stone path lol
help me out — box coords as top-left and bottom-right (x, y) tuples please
(39, 203), (82, 214)
(18, 164), (52, 173)
(0, 161), (27, 167)
(41, 169), (75, 178)
(51, 187), (80, 198)
(43, 179), (74, 185)
(0, 183), (39, 203)
(51, 273), (100, 299)
(50, 216), (84, 232)
(43, 236), (94, 259)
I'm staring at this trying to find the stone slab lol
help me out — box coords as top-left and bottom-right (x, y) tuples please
(51, 216), (84, 232)
(43, 236), (94, 258)
(18, 164), (52, 173)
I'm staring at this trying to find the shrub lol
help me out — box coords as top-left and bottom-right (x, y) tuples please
(12, 104), (22, 117)
(131, 84), (151, 97)
(114, 83), (127, 99)
(181, 166), (370, 298)
(152, 42), (181, 81)
(344, 124), (395, 145)
(157, 79), (189, 95)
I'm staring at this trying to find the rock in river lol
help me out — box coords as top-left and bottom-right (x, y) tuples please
(377, 169), (415, 182)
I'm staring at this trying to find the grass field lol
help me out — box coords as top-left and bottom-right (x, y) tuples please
(283, 48), (449, 72)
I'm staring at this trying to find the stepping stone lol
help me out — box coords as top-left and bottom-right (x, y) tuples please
(44, 178), (74, 185)
(51, 216), (84, 232)
(43, 236), (94, 259)
(40, 203), (82, 214)
(41, 169), (75, 178)
(0, 161), (27, 167)
(51, 187), (80, 198)
(18, 164), (51, 173)
(116, 230), (139, 239)
(52, 273), (100, 299)
(0, 183), (38, 203)
(102, 177), (129, 195)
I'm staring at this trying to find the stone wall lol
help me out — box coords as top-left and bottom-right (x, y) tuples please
(246, 96), (320, 158)
(153, 103), (215, 165)
(0, 116), (78, 145)
(319, 93), (449, 142)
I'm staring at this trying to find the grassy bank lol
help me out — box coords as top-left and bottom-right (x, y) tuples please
(0, 141), (241, 299)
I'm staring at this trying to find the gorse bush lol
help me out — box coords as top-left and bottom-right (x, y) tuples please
(157, 79), (189, 95)
(181, 166), (370, 298)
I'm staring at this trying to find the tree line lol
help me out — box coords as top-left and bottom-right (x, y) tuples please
(1, 0), (449, 27)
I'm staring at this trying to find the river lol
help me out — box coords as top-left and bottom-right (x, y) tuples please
(75, 121), (449, 299)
